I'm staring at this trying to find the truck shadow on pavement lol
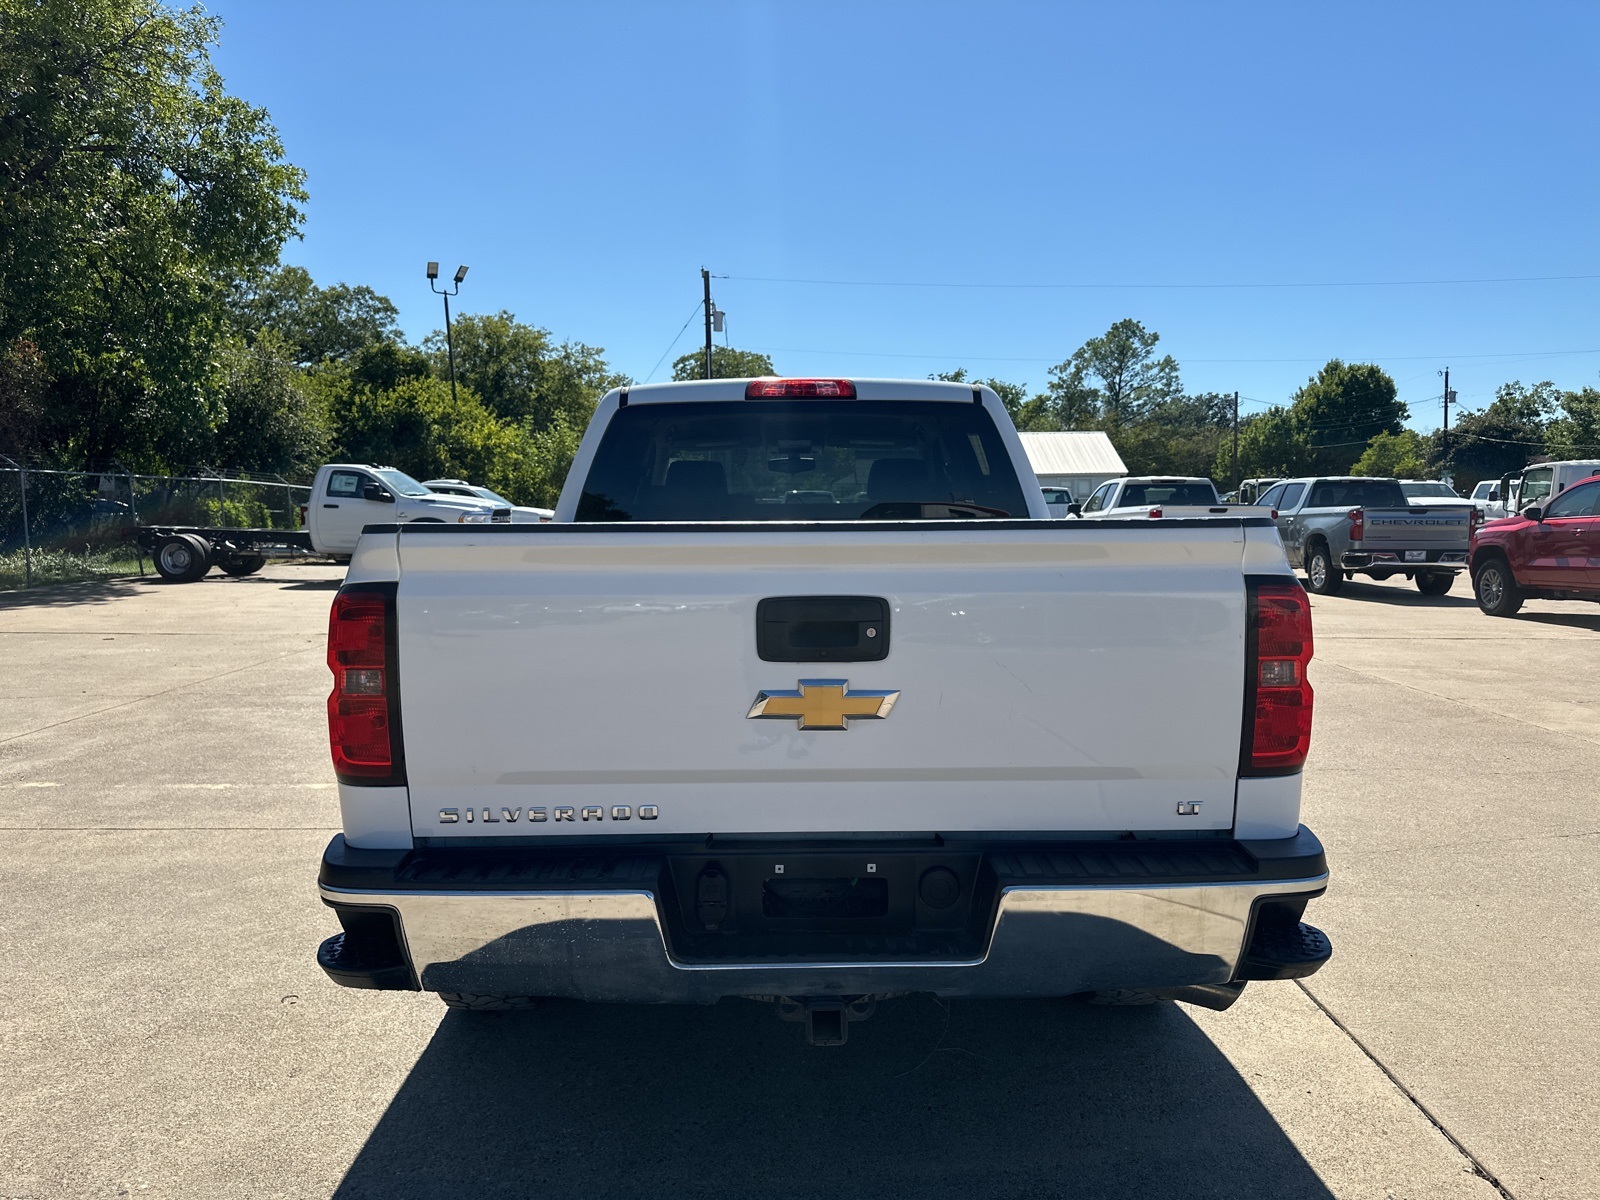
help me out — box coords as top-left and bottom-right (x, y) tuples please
(1324, 578), (1478, 608)
(1510, 609), (1600, 632)
(333, 995), (1336, 1200)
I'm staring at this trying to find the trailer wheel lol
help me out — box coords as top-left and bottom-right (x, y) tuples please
(154, 534), (211, 583)
(220, 555), (266, 577)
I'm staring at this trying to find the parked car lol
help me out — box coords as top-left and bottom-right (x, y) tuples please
(1399, 480), (1462, 501)
(1470, 473), (1600, 616)
(1260, 476), (1473, 595)
(1075, 476), (1261, 519)
(421, 478), (553, 522)
(1040, 485), (1078, 518)
(1470, 480), (1505, 520)
(1398, 480), (1478, 521)
(314, 376), (1331, 1041)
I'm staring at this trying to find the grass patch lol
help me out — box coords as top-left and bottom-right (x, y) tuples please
(0, 547), (145, 589)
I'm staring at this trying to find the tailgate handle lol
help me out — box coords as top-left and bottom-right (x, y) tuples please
(757, 596), (889, 663)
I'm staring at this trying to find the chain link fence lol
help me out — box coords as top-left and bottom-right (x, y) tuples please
(1, 462), (311, 587)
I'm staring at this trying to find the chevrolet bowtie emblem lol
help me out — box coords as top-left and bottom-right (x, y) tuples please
(746, 679), (900, 731)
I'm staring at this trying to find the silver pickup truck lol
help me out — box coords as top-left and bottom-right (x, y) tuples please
(1260, 476), (1473, 596)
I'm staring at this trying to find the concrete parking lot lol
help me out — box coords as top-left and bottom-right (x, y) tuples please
(2, 564), (1596, 1200)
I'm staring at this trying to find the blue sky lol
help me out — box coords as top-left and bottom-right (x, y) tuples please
(208, 1), (1600, 430)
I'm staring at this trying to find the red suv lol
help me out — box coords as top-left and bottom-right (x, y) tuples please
(1470, 475), (1600, 616)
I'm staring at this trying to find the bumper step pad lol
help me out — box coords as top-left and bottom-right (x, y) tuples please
(1239, 919), (1332, 981)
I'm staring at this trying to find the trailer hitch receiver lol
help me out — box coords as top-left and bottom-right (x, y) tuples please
(775, 995), (877, 1046)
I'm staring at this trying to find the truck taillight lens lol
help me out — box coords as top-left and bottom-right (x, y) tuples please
(1147, 506), (1163, 519)
(745, 378), (857, 398)
(1245, 581), (1314, 775)
(327, 586), (403, 783)
(1347, 507), (1363, 542)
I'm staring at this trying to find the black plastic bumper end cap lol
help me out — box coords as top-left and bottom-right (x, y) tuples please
(316, 933), (417, 991)
(1238, 921), (1333, 981)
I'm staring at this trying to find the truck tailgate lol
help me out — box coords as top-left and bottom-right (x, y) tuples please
(394, 524), (1254, 838)
(1362, 506), (1472, 551)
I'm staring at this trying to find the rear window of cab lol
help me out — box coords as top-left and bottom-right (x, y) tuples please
(576, 400), (1030, 521)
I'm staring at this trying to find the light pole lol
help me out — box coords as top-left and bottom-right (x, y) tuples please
(428, 262), (469, 403)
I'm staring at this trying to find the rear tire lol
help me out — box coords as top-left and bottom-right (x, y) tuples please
(1303, 543), (1342, 594)
(220, 554), (266, 577)
(1473, 558), (1524, 616)
(1415, 571), (1455, 596)
(437, 992), (541, 1012)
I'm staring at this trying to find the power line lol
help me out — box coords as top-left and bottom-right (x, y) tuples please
(743, 342), (1600, 367)
(643, 302), (705, 383)
(725, 271), (1600, 292)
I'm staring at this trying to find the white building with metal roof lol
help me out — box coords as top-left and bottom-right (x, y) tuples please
(1017, 431), (1127, 500)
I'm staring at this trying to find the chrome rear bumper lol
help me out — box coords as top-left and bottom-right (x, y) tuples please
(317, 831), (1329, 1002)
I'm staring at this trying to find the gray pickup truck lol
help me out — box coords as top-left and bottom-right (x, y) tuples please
(1259, 476), (1473, 596)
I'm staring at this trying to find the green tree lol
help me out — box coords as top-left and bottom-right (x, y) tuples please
(1433, 380), (1556, 492)
(427, 311), (627, 431)
(1227, 406), (1308, 480)
(327, 375), (536, 502)
(347, 341), (432, 394)
(1119, 393), (1231, 477)
(671, 346), (776, 381)
(230, 266), (400, 365)
(1291, 360), (1406, 476)
(212, 331), (327, 474)
(0, 337), (49, 456)
(1350, 429), (1429, 478)
(1045, 319), (1181, 428)
(0, 0), (306, 467)
(1545, 385), (1600, 461)
(523, 411), (585, 509)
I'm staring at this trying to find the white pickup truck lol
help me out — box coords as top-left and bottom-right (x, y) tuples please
(315, 377), (1331, 1044)
(303, 464), (512, 556)
(1074, 476), (1266, 520)
(138, 463), (513, 582)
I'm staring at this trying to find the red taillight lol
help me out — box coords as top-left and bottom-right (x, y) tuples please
(1246, 582), (1314, 774)
(327, 589), (397, 780)
(745, 378), (857, 399)
(298, 503), (308, 528)
(1468, 506), (1482, 534)
(1147, 506), (1163, 519)
(1347, 507), (1364, 542)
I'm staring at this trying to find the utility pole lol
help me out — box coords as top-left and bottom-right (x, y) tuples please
(1232, 391), (1240, 488)
(701, 267), (713, 380)
(1441, 367), (1452, 463)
